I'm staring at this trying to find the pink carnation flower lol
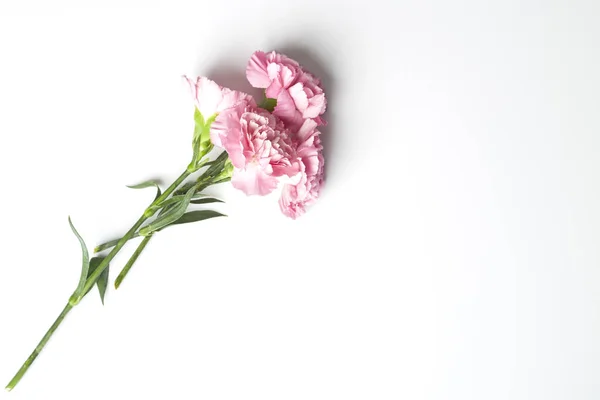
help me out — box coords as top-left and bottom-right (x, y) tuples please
(279, 120), (325, 219)
(246, 51), (327, 130)
(211, 101), (300, 196)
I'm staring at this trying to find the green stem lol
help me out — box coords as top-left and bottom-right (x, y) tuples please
(95, 233), (140, 253)
(94, 160), (228, 253)
(79, 169), (191, 299)
(6, 168), (192, 391)
(6, 304), (72, 391)
(114, 234), (152, 289)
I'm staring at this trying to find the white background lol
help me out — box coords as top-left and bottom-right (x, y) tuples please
(0, 0), (599, 399)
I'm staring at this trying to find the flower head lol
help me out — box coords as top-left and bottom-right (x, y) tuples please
(279, 120), (324, 219)
(211, 102), (300, 196)
(246, 51), (327, 131)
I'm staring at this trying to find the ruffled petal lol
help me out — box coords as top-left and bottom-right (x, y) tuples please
(232, 163), (279, 196)
(246, 51), (271, 88)
(192, 77), (223, 118)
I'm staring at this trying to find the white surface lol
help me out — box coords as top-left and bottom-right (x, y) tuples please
(0, 1), (599, 399)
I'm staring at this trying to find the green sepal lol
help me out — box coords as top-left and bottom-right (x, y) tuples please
(259, 97), (277, 112)
(190, 108), (217, 170)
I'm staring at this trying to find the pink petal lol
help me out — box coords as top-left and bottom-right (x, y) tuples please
(296, 119), (318, 142)
(265, 64), (297, 98)
(289, 83), (309, 112)
(218, 89), (250, 113)
(267, 63), (281, 81)
(246, 51), (271, 88)
(303, 93), (326, 119)
(280, 66), (297, 89)
(231, 164), (279, 196)
(265, 79), (284, 99)
(273, 90), (304, 131)
(211, 104), (246, 167)
(194, 77), (224, 118)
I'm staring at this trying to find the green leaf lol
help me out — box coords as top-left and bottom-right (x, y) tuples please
(210, 177), (231, 185)
(189, 197), (224, 205)
(138, 185), (197, 236)
(156, 195), (185, 209)
(85, 257), (101, 292)
(85, 257), (110, 304)
(171, 210), (226, 226)
(68, 217), (90, 299)
(127, 180), (162, 201)
(158, 202), (177, 217)
(96, 264), (109, 304)
(174, 181), (196, 197)
(94, 208), (226, 253)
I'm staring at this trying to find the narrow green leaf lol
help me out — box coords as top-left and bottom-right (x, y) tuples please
(171, 210), (226, 226)
(127, 180), (162, 200)
(85, 257), (102, 293)
(144, 195), (185, 216)
(191, 192), (209, 199)
(158, 202), (176, 217)
(173, 181), (196, 197)
(85, 257), (110, 304)
(210, 177), (231, 185)
(96, 265), (109, 304)
(189, 197), (224, 205)
(138, 185), (197, 236)
(126, 180), (161, 190)
(156, 195), (185, 209)
(68, 217), (90, 299)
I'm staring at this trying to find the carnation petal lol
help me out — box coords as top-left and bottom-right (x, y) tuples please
(231, 163), (279, 196)
(246, 51), (271, 88)
(273, 90), (304, 130)
(289, 83), (309, 112)
(304, 93), (326, 118)
(194, 77), (223, 119)
(219, 89), (250, 113)
(297, 119), (318, 142)
(211, 104), (247, 168)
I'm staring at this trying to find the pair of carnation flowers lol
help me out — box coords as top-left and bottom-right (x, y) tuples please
(185, 50), (327, 219)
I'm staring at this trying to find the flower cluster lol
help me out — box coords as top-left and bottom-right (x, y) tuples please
(185, 50), (327, 219)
